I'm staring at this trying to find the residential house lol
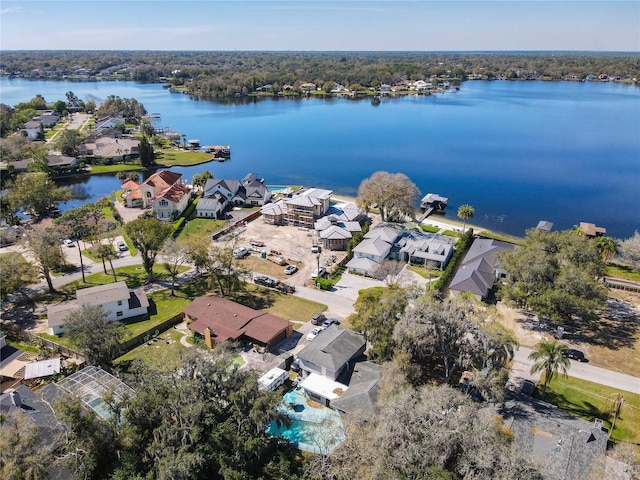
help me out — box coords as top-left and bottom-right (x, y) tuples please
(94, 116), (126, 131)
(121, 179), (142, 207)
(80, 136), (139, 160)
(46, 281), (149, 335)
(47, 154), (79, 174)
(379, 84), (391, 93)
(347, 223), (457, 276)
(185, 296), (293, 352)
(23, 120), (43, 140)
(314, 203), (364, 251)
(499, 397), (608, 480)
(196, 173), (271, 219)
(138, 170), (184, 208)
(331, 361), (382, 416)
(151, 183), (192, 221)
(300, 82), (317, 91)
(37, 113), (60, 128)
(295, 325), (367, 406)
(448, 238), (515, 301)
(260, 187), (332, 228)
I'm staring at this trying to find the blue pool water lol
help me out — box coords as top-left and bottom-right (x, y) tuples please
(267, 389), (346, 453)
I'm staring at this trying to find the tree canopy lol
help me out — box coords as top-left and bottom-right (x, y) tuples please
(497, 229), (607, 322)
(124, 217), (172, 282)
(6, 171), (74, 219)
(357, 171), (420, 222)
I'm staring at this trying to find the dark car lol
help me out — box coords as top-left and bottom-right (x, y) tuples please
(310, 313), (326, 325)
(254, 275), (276, 288)
(520, 380), (535, 396)
(562, 348), (587, 362)
(321, 318), (340, 328)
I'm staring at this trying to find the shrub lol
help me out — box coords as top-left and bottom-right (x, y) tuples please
(432, 228), (474, 293)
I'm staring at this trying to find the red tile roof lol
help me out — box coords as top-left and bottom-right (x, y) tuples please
(153, 184), (190, 203)
(121, 179), (140, 191)
(143, 170), (182, 190)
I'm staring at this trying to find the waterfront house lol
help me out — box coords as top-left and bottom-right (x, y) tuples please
(536, 220), (554, 232)
(80, 136), (139, 160)
(260, 187), (332, 228)
(196, 173), (271, 219)
(150, 183), (192, 221)
(314, 203), (364, 251)
(138, 170), (184, 208)
(185, 296), (292, 352)
(94, 116), (126, 131)
(47, 281), (149, 335)
(299, 82), (317, 91)
(23, 120), (43, 140)
(449, 238), (515, 301)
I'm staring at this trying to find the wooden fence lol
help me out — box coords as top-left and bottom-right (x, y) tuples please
(25, 332), (86, 363)
(117, 313), (185, 355)
(211, 210), (262, 241)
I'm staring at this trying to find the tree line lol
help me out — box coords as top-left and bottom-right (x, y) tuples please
(1, 51), (638, 98)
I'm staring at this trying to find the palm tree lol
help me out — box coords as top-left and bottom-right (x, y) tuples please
(594, 236), (618, 262)
(457, 204), (474, 233)
(528, 339), (571, 398)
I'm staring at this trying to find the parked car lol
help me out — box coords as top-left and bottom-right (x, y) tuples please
(284, 265), (298, 275)
(63, 238), (75, 247)
(321, 318), (340, 328)
(254, 275), (276, 288)
(562, 349), (587, 362)
(116, 240), (128, 251)
(306, 327), (325, 341)
(233, 247), (249, 258)
(310, 267), (327, 279)
(520, 380), (535, 396)
(310, 313), (326, 325)
(311, 244), (320, 253)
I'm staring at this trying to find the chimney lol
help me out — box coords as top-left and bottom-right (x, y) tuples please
(204, 327), (214, 349)
(10, 391), (22, 408)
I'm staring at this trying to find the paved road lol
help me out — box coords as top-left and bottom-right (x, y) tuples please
(510, 346), (640, 394)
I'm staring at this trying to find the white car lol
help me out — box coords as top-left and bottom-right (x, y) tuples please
(116, 240), (128, 251)
(284, 265), (298, 275)
(310, 267), (327, 279)
(63, 239), (75, 247)
(306, 327), (325, 341)
(233, 247), (249, 258)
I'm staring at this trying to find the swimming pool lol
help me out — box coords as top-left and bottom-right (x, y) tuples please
(267, 388), (346, 454)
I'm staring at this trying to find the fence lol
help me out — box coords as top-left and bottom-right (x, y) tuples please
(117, 312), (185, 355)
(25, 332), (86, 363)
(211, 210), (262, 241)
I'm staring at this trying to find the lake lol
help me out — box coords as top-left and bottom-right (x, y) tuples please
(1, 77), (638, 238)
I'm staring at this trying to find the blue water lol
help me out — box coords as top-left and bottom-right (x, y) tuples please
(267, 389), (346, 453)
(1, 78), (638, 238)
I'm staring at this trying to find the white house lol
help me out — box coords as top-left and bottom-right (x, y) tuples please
(151, 183), (192, 221)
(47, 282), (149, 335)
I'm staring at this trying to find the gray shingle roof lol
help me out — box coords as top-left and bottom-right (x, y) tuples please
(296, 325), (366, 371)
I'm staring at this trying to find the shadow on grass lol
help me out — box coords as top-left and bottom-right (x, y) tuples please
(544, 390), (610, 422)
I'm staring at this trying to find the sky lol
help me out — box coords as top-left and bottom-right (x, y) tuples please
(0, 1), (638, 52)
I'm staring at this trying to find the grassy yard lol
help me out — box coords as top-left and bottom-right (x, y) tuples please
(419, 224), (440, 233)
(155, 148), (212, 167)
(607, 264), (640, 282)
(115, 328), (189, 370)
(544, 375), (640, 444)
(407, 264), (442, 281)
(121, 289), (191, 338)
(177, 218), (228, 241)
(226, 283), (326, 323)
(90, 164), (142, 174)
(442, 230), (460, 237)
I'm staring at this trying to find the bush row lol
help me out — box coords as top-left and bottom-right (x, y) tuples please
(432, 229), (474, 293)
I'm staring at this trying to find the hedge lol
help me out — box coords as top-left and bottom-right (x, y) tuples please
(432, 228), (474, 293)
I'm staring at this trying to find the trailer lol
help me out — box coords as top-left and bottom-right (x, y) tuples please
(258, 367), (288, 391)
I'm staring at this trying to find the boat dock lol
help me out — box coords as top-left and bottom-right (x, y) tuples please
(203, 145), (231, 159)
(419, 193), (448, 222)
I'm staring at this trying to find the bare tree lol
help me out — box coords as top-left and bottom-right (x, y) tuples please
(357, 171), (420, 222)
(162, 237), (189, 296)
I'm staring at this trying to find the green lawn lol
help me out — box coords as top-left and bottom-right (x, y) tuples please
(607, 264), (640, 282)
(544, 375), (640, 444)
(419, 225), (440, 233)
(407, 264), (442, 281)
(177, 218), (228, 241)
(155, 149), (213, 167)
(442, 230), (460, 237)
(90, 164), (142, 174)
(115, 328), (189, 370)
(121, 289), (191, 338)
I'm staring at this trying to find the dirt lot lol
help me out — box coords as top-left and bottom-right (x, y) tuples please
(215, 217), (347, 287)
(496, 293), (640, 378)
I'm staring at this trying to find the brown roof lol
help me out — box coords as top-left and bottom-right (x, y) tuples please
(121, 179), (140, 191)
(143, 170), (182, 190)
(185, 296), (290, 346)
(579, 222), (606, 237)
(152, 183), (191, 203)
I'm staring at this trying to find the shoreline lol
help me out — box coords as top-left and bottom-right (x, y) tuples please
(331, 194), (523, 243)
